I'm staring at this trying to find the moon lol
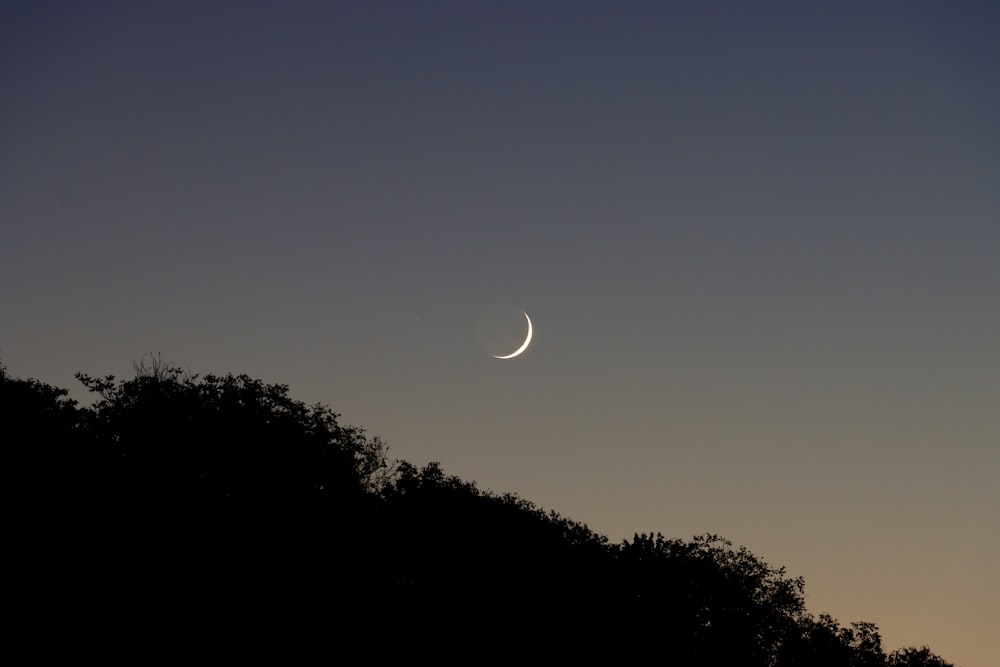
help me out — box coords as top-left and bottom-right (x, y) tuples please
(492, 311), (533, 359)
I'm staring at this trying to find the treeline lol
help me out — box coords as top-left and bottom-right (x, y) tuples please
(4, 357), (954, 664)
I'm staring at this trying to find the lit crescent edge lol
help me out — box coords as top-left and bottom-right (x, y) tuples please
(492, 311), (533, 359)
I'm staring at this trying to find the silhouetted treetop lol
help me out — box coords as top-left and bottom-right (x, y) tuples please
(74, 357), (391, 505)
(887, 647), (956, 667)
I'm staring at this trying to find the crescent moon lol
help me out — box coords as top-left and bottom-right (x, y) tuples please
(492, 311), (533, 359)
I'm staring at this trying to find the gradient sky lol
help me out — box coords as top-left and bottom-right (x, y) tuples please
(2, 2), (997, 663)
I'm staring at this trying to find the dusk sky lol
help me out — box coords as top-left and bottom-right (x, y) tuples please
(2, 2), (997, 663)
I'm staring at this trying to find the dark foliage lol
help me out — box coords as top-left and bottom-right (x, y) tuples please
(887, 647), (956, 667)
(2, 358), (956, 664)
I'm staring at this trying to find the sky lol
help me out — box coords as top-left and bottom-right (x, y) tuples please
(2, 1), (997, 662)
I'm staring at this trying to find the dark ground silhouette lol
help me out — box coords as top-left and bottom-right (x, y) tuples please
(4, 357), (956, 664)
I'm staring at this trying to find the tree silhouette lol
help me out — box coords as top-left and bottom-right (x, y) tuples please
(607, 532), (812, 664)
(2, 359), (88, 518)
(887, 647), (955, 667)
(776, 613), (887, 667)
(74, 357), (390, 508)
(3, 356), (961, 664)
(43, 358), (397, 644)
(3, 357), (80, 452)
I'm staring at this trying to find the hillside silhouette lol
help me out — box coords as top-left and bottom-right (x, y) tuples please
(4, 356), (956, 664)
